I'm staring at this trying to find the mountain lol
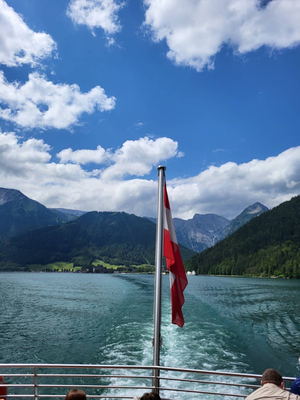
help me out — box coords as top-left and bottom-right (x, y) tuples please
(223, 202), (269, 237)
(0, 188), (76, 239)
(146, 204), (268, 254)
(50, 208), (86, 217)
(185, 196), (300, 279)
(173, 214), (230, 252)
(0, 211), (196, 270)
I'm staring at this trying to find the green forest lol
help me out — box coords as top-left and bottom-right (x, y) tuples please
(185, 196), (300, 278)
(0, 210), (195, 271)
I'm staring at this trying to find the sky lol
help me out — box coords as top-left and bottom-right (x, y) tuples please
(0, 0), (299, 220)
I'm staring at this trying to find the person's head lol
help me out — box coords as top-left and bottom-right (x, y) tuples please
(65, 389), (87, 400)
(290, 378), (300, 395)
(140, 392), (161, 400)
(261, 369), (283, 388)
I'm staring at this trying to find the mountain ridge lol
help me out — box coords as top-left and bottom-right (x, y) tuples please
(145, 202), (268, 253)
(223, 202), (269, 237)
(185, 196), (300, 279)
(0, 210), (195, 270)
(0, 187), (76, 239)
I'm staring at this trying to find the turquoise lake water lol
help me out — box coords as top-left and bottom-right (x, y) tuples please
(0, 273), (299, 398)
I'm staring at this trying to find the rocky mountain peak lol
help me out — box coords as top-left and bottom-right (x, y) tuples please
(245, 202), (269, 215)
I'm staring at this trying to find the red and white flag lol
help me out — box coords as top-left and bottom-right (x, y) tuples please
(163, 183), (188, 327)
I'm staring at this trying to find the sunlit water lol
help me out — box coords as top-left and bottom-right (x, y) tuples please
(0, 273), (299, 398)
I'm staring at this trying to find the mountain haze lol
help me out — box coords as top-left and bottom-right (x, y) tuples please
(50, 208), (86, 217)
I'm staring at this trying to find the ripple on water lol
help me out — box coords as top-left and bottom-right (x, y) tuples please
(0, 273), (299, 398)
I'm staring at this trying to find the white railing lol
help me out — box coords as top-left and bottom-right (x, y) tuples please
(0, 364), (296, 400)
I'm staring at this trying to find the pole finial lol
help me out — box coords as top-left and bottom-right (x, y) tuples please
(157, 165), (166, 172)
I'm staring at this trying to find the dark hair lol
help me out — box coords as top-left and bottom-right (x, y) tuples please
(65, 389), (87, 400)
(140, 392), (161, 400)
(261, 369), (283, 386)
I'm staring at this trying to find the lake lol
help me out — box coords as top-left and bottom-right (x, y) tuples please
(0, 273), (299, 398)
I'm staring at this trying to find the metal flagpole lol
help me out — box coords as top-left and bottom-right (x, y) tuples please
(152, 165), (166, 394)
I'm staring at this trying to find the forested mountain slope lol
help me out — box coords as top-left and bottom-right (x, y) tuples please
(223, 202), (268, 237)
(185, 196), (300, 278)
(0, 211), (195, 270)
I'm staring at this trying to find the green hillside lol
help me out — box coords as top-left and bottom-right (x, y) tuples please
(223, 202), (268, 237)
(0, 211), (195, 271)
(185, 196), (300, 278)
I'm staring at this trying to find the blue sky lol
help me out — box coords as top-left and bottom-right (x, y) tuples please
(0, 0), (299, 219)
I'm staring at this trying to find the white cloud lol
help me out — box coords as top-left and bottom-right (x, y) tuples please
(134, 120), (144, 129)
(67, 0), (123, 35)
(0, 0), (56, 67)
(57, 145), (108, 164)
(1, 130), (300, 219)
(144, 0), (300, 71)
(0, 131), (51, 177)
(0, 132), (179, 216)
(101, 136), (179, 180)
(167, 147), (300, 219)
(57, 137), (179, 172)
(0, 71), (116, 129)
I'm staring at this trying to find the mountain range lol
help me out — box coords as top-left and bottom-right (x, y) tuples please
(186, 195), (300, 279)
(146, 202), (269, 252)
(0, 188), (195, 271)
(1, 187), (269, 254)
(0, 186), (272, 272)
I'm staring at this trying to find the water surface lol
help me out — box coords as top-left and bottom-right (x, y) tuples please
(0, 273), (299, 397)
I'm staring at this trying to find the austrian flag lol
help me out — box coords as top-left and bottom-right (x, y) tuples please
(163, 183), (188, 327)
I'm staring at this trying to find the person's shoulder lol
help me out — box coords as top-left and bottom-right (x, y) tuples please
(289, 391), (300, 400)
(267, 385), (299, 400)
(245, 386), (264, 400)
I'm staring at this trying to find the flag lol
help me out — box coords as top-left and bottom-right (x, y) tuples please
(163, 183), (188, 327)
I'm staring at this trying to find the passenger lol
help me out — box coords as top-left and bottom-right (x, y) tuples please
(133, 392), (161, 400)
(140, 392), (161, 400)
(65, 388), (87, 400)
(291, 378), (300, 395)
(245, 369), (300, 400)
(0, 376), (7, 400)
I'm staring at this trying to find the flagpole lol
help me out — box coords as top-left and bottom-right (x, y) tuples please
(153, 165), (166, 394)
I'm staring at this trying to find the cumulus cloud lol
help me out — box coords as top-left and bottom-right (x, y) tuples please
(0, 71), (116, 129)
(57, 137), (178, 176)
(67, 0), (123, 36)
(0, 132), (179, 216)
(167, 147), (300, 219)
(101, 137), (179, 179)
(57, 145), (108, 164)
(0, 131), (51, 177)
(144, 0), (300, 71)
(0, 131), (88, 183)
(0, 0), (56, 67)
(1, 130), (300, 219)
